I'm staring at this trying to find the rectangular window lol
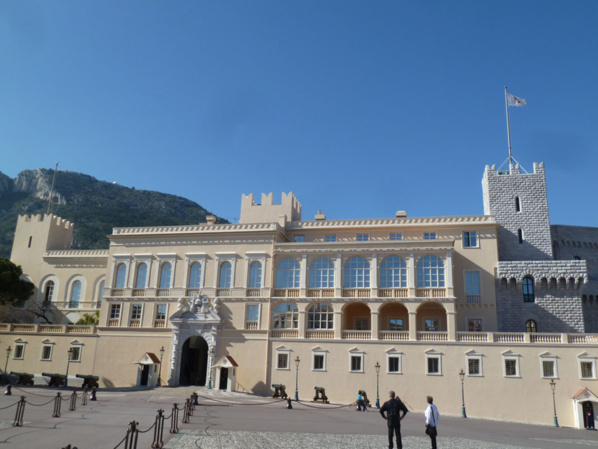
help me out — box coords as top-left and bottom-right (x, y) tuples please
(325, 235), (337, 242)
(580, 360), (595, 379)
(542, 360), (555, 378)
(467, 357), (481, 376)
(388, 318), (404, 331)
(357, 234), (369, 242)
(41, 345), (53, 361)
(131, 304), (143, 320)
(355, 318), (370, 331)
(110, 304), (121, 319)
(504, 358), (519, 377)
(390, 233), (403, 241)
(424, 319), (438, 332)
(424, 232), (436, 240)
(465, 271), (481, 303)
(350, 355), (363, 372)
(70, 346), (81, 362)
(293, 235), (305, 242)
(13, 343), (25, 360)
(245, 305), (260, 329)
(277, 352), (289, 370)
(463, 231), (478, 248)
(313, 353), (325, 371)
(388, 356), (401, 373)
(467, 319), (482, 332)
(155, 304), (167, 320)
(427, 356), (441, 375)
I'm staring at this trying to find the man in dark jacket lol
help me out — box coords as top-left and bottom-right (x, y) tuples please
(379, 390), (408, 449)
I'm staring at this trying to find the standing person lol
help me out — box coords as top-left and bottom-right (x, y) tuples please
(357, 391), (367, 411)
(379, 390), (408, 449)
(424, 396), (439, 449)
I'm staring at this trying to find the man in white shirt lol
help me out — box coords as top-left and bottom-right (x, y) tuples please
(424, 396), (439, 449)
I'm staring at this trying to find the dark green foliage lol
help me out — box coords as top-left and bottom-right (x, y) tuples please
(0, 169), (227, 257)
(0, 258), (34, 306)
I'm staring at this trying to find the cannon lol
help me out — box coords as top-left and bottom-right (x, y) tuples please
(313, 386), (329, 403)
(10, 372), (34, 386)
(42, 373), (66, 387)
(76, 374), (99, 389)
(271, 383), (288, 399)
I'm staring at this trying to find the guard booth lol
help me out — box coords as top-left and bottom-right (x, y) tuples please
(213, 356), (238, 392)
(133, 353), (161, 387)
(572, 387), (598, 429)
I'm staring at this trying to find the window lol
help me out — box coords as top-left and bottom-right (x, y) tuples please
(309, 257), (335, 289)
(13, 343), (25, 360)
(350, 353), (364, 372)
(159, 263), (172, 289)
(390, 233), (403, 241)
(275, 258), (301, 289)
(357, 234), (369, 241)
(41, 344), (53, 361)
(387, 352), (402, 374)
(426, 355), (441, 375)
(135, 263), (147, 289)
(312, 352), (326, 371)
(463, 231), (478, 248)
(416, 255), (445, 288)
(379, 256), (407, 288)
(424, 319), (439, 332)
(245, 305), (260, 329)
(522, 277), (535, 302)
(217, 261), (231, 288)
(131, 304), (143, 320)
(355, 317), (370, 331)
(114, 263), (127, 288)
(580, 358), (596, 379)
(325, 235), (337, 242)
(518, 228), (524, 244)
(43, 280), (55, 304)
(467, 356), (482, 376)
(307, 303), (333, 330)
(388, 318), (404, 331)
(465, 271), (481, 303)
(515, 196), (521, 212)
(188, 262), (202, 289)
(467, 319), (482, 332)
(272, 303), (298, 329)
(110, 304), (121, 319)
(424, 232), (436, 240)
(525, 319), (537, 333)
(503, 355), (520, 377)
(293, 235), (305, 242)
(541, 359), (557, 378)
(248, 262), (262, 289)
(343, 256), (370, 288)
(70, 346), (82, 362)
(69, 280), (82, 308)
(276, 350), (290, 370)
(155, 304), (167, 321)
(96, 281), (105, 307)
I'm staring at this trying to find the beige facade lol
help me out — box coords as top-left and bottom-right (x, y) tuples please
(3, 168), (598, 429)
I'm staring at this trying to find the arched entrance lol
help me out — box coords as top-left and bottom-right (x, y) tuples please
(179, 336), (209, 386)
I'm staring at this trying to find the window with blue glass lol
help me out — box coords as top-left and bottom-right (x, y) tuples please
(135, 263), (147, 289)
(97, 281), (105, 307)
(463, 231), (478, 248)
(249, 261), (262, 288)
(272, 302), (298, 328)
(218, 261), (232, 288)
(307, 303), (333, 329)
(424, 232), (436, 240)
(390, 233), (403, 241)
(114, 263), (127, 288)
(188, 262), (202, 289)
(159, 262), (172, 289)
(293, 235), (305, 242)
(522, 276), (535, 302)
(276, 258), (301, 288)
(309, 257), (335, 288)
(69, 280), (81, 308)
(325, 235), (337, 242)
(416, 255), (445, 288)
(357, 234), (369, 241)
(465, 271), (481, 303)
(343, 256), (370, 288)
(379, 256), (407, 288)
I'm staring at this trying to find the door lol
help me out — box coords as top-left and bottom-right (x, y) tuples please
(219, 367), (229, 390)
(140, 365), (150, 386)
(179, 336), (209, 386)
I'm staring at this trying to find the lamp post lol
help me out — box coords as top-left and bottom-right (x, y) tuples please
(294, 356), (300, 401)
(207, 346), (215, 389)
(4, 346), (11, 373)
(157, 346), (165, 387)
(375, 361), (381, 408)
(550, 379), (559, 427)
(459, 369), (467, 418)
(64, 348), (74, 388)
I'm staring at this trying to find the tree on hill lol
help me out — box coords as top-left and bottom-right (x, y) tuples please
(0, 258), (34, 307)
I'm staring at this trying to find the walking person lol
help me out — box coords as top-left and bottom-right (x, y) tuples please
(379, 390), (408, 449)
(357, 391), (367, 411)
(424, 396), (439, 449)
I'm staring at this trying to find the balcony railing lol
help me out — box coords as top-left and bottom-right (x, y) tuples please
(108, 319), (120, 327)
(379, 288), (408, 298)
(111, 289), (124, 297)
(306, 330), (334, 339)
(342, 289), (371, 298)
(466, 294), (481, 303)
(417, 331), (448, 341)
(416, 288), (446, 298)
(186, 289), (201, 296)
(132, 289), (146, 297)
(273, 289), (300, 298)
(494, 332), (525, 343)
(156, 289), (170, 297)
(307, 289), (334, 298)
(153, 320), (166, 328)
(457, 332), (489, 342)
(216, 289), (231, 297)
(246, 289), (262, 297)
(129, 319), (141, 328)
(245, 321), (259, 330)
(270, 329), (298, 338)
(379, 331), (409, 341)
(530, 333), (563, 344)
(342, 330), (371, 340)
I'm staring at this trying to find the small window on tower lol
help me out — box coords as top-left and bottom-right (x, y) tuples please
(515, 197), (521, 212)
(518, 229), (523, 244)
(28, 236), (32, 248)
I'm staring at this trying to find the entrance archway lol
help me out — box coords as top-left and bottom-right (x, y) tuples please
(179, 336), (209, 386)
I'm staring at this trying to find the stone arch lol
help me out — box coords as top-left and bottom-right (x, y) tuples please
(378, 302), (409, 331)
(342, 302), (371, 331)
(415, 302), (447, 332)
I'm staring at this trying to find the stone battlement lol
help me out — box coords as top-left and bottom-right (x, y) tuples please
(239, 192), (302, 225)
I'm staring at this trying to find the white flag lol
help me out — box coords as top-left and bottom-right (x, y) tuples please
(506, 92), (526, 107)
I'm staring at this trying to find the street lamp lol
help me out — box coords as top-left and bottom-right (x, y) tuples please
(64, 348), (74, 388)
(2, 347), (11, 385)
(459, 369), (467, 418)
(375, 361), (381, 408)
(157, 346), (165, 387)
(294, 356), (300, 401)
(549, 379), (559, 427)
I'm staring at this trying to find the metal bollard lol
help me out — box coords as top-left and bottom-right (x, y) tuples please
(69, 390), (77, 411)
(90, 387), (97, 401)
(182, 399), (191, 423)
(151, 409), (165, 449)
(124, 421), (139, 449)
(53, 392), (62, 418)
(169, 403), (179, 434)
(12, 396), (26, 427)
(4, 384), (12, 396)
(81, 387), (88, 406)
(192, 392), (199, 406)
(287, 397), (293, 409)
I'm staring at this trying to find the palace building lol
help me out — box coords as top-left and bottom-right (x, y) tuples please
(3, 161), (598, 429)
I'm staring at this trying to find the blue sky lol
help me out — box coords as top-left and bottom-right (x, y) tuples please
(1, 1), (597, 226)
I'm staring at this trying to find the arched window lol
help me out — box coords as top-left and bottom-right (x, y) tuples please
(69, 280), (82, 308)
(276, 258), (300, 289)
(525, 319), (537, 333)
(114, 263), (127, 288)
(416, 255), (445, 288)
(135, 263), (147, 289)
(522, 276), (535, 302)
(248, 261), (262, 288)
(188, 262), (202, 289)
(272, 302), (298, 329)
(379, 256), (407, 288)
(307, 303), (333, 329)
(343, 256), (370, 288)
(159, 262), (172, 289)
(43, 280), (55, 304)
(218, 262), (232, 288)
(97, 281), (105, 307)
(309, 257), (335, 288)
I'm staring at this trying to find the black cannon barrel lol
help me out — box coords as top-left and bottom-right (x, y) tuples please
(271, 383), (286, 388)
(10, 372), (34, 377)
(42, 373), (66, 378)
(75, 374), (99, 381)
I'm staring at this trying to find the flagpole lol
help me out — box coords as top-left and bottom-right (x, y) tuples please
(504, 86), (513, 166)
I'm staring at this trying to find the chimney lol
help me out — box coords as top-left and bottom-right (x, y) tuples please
(395, 211), (407, 218)
(206, 215), (216, 225)
(315, 210), (326, 221)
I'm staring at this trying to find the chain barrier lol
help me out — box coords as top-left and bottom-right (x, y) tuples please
(196, 393), (279, 406)
(12, 396), (26, 427)
(24, 397), (55, 407)
(69, 390), (77, 411)
(123, 421), (139, 449)
(169, 403), (179, 434)
(0, 400), (19, 411)
(181, 399), (190, 424)
(53, 392), (62, 418)
(151, 409), (165, 449)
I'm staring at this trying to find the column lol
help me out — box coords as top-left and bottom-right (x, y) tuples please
(335, 252), (342, 297)
(334, 311), (343, 339)
(371, 310), (379, 340)
(300, 253), (307, 296)
(408, 307), (418, 341)
(371, 253), (378, 297)
(408, 252), (416, 297)
(298, 306), (306, 339)
(446, 251), (454, 297)
(447, 311), (457, 341)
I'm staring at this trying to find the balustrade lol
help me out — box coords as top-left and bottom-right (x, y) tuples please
(306, 330), (334, 339)
(342, 330), (371, 340)
(417, 331), (448, 341)
(270, 329), (298, 338)
(379, 331), (409, 341)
